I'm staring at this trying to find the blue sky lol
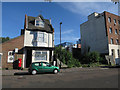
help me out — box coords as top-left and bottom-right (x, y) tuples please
(2, 2), (118, 45)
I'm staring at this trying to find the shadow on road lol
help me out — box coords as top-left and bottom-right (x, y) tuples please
(14, 72), (30, 75)
(14, 72), (54, 76)
(100, 65), (120, 68)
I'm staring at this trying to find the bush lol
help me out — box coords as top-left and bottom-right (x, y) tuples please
(82, 64), (89, 67)
(89, 62), (100, 67)
(54, 46), (81, 68)
(81, 51), (101, 64)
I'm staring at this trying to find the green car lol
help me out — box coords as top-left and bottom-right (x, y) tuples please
(28, 62), (60, 75)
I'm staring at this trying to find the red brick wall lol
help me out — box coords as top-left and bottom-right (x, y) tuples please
(104, 11), (120, 45)
(0, 35), (24, 68)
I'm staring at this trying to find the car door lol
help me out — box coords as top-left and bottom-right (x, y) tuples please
(37, 62), (43, 73)
(42, 62), (53, 72)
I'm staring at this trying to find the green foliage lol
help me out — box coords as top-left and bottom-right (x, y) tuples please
(0, 37), (10, 43)
(81, 62), (100, 67)
(81, 64), (89, 67)
(89, 62), (100, 67)
(54, 46), (81, 68)
(81, 51), (101, 64)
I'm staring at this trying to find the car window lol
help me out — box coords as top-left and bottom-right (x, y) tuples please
(34, 63), (39, 66)
(43, 63), (47, 66)
(39, 63), (42, 66)
(46, 63), (50, 66)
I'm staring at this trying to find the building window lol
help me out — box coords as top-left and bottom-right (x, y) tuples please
(109, 28), (112, 33)
(115, 29), (118, 34)
(35, 19), (44, 28)
(34, 32), (47, 43)
(34, 51), (47, 61)
(110, 38), (114, 44)
(118, 20), (120, 25)
(0, 54), (1, 64)
(38, 32), (47, 43)
(116, 39), (119, 44)
(108, 17), (111, 23)
(111, 49), (114, 56)
(7, 51), (14, 63)
(0, 53), (2, 66)
(114, 19), (116, 24)
(118, 49), (120, 57)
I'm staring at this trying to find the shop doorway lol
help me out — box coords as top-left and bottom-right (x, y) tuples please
(49, 50), (52, 62)
(26, 50), (32, 68)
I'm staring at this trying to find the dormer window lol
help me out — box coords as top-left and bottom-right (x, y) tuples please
(35, 17), (44, 28)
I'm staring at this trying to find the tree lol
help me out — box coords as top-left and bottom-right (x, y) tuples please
(0, 37), (10, 43)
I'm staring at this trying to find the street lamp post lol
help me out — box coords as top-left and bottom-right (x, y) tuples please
(60, 22), (62, 48)
(60, 22), (62, 69)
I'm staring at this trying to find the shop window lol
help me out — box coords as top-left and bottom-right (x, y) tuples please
(34, 51), (47, 61)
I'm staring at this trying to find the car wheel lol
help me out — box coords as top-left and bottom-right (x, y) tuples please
(32, 70), (37, 75)
(53, 69), (58, 74)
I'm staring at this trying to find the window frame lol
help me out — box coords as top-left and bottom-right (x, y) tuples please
(118, 49), (120, 57)
(108, 17), (111, 23)
(114, 19), (116, 24)
(116, 39), (119, 44)
(118, 20), (120, 25)
(110, 38), (114, 44)
(115, 29), (118, 34)
(34, 51), (47, 61)
(7, 51), (14, 63)
(37, 32), (47, 43)
(109, 28), (112, 34)
(35, 19), (44, 28)
(33, 32), (47, 44)
(0, 53), (2, 66)
(111, 49), (114, 56)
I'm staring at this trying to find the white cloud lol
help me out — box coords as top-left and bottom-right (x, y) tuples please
(55, 36), (79, 41)
(55, 29), (79, 43)
(58, 2), (118, 16)
(55, 29), (73, 34)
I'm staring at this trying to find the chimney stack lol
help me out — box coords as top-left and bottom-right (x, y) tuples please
(24, 14), (27, 29)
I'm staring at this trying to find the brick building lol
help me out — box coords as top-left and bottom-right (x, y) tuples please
(80, 11), (120, 65)
(0, 14), (54, 69)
